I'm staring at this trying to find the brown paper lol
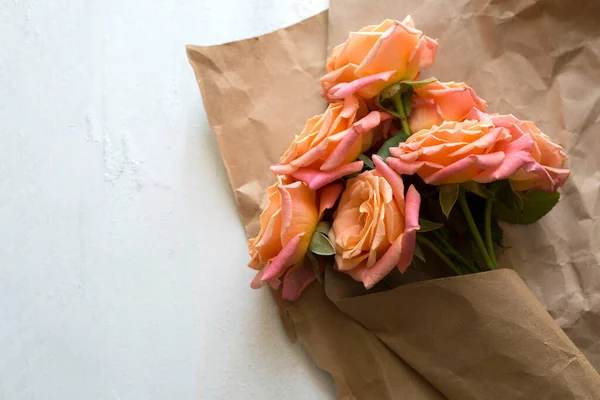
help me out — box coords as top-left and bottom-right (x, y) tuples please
(288, 283), (446, 400)
(328, 268), (600, 399)
(187, 1), (600, 398)
(187, 13), (327, 236)
(328, 0), (600, 368)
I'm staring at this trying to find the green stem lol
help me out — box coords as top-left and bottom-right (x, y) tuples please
(382, 277), (394, 290)
(458, 190), (496, 270)
(392, 92), (411, 136)
(417, 236), (463, 276)
(484, 198), (497, 266)
(433, 231), (479, 274)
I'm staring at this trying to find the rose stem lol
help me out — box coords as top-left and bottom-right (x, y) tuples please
(382, 277), (394, 290)
(417, 236), (463, 276)
(433, 231), (479, 273)
(392, 92), (411, 135)
(484, 198), (497, 266)
(458, 190), (496, 270)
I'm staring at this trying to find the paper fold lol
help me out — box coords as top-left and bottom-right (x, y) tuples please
(327, 268), (600, 399)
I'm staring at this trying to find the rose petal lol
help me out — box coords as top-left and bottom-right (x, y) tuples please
(270, 164), (296, 175)
(329, 71), (397, 99)
(373, 155), (406, 209)
(425, 152), (506, 185)
(415, 35), (438, 67)
(321, 111), (390, 170)
(281, 264), (317, 301)
(250, 267), (281, 290)
(289, 138), (329, 168)
(387, 157), (444, 176)
(472, 134), (535, 183)
(397, 185), (421, 273)
(261, 233), (304, 282)
(318, 182), (345, 217)
(292, 161), (364, 190)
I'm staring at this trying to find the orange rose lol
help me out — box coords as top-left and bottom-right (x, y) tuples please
(387, 115), (535, 185)
(388, 109), (570, 191)
(321, 16), (438, 100)
(329, 156), (420, 289)
(408, 81), (487, 133)
(479, 112), (569, 191)
(249, 177), (343, 300)
(271, 95), (391, 190)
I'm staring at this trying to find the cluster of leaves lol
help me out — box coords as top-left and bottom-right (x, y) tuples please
(416, 179), (560, 274)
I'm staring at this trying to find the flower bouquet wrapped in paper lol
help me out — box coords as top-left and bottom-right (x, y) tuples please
(187, 0), (600, 398)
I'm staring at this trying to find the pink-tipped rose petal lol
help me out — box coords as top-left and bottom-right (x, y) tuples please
(329, 71), (397, 99)
(387, 157), (443, 176)
(321, 111), (390, 171)
(318, 181), (344, 217)
(397, 185), (421, 273)
(250, 267), (281, 290)
(282, 265), (317, 301)
(292, 161), (364, 190)
(425, 152), (506, 185)
(260, 233), (303, 282)
(270, 164), (296, 175)
(373, 155), (406, 208)
(473, 134), (535, 183)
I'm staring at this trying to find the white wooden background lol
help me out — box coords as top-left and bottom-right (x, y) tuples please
(0, 1), (336, 398)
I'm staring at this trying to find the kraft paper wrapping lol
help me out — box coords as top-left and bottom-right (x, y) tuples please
(187, 1), (600, 398)
(327, 268), (600, 399)
(328, 0), (600, 371)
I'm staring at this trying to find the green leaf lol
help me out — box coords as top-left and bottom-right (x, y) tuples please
(470, 240), (486, 272)
(375, 132), (409, 160)
(315, 221), (331, 234)
(462, 181), (495, 200)
(357, 154), (375, 170)
(490, 216), (504, 246)
(309, 231), (336, 255)
(379, 83), (401, 100)
(490, 180), (523, 210)
(418, 218), (444, 232)
(439, 184), (459, 218)
(399, 77), (437, 88)
(413, 242), (425, 262)
(306, 252), (323, 283)
(495, 190), (560, 225)
(375, 94), (402, 119)
(379, 78), (436, 101)
(377, 81), (422, 120)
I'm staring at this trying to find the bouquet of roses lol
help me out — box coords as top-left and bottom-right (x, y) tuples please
(188, 3), (600, 397)
(247, 16), (570, 301)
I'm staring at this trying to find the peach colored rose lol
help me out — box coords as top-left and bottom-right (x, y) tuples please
(329, 156), (420, 289)
(387, 112), (539, 185)
(408, 81), (487, 133)
(249, 177), (343, 300)
(475, 111), (569, 191)
(271, 95), (391, 190)
(321, 16), (438, 101)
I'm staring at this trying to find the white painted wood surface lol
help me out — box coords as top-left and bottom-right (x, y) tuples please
(0, 1), (335, 398)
